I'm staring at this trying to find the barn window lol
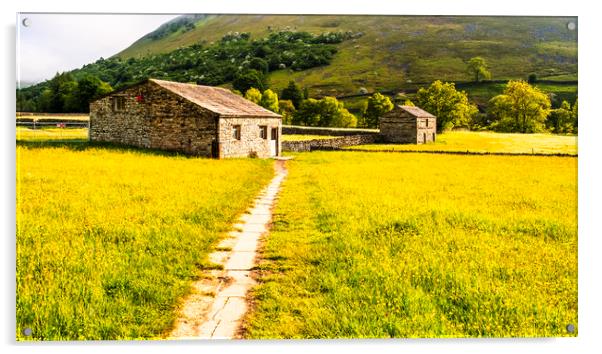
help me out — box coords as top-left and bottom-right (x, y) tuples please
(233, 125), (241, 140)
(259, 125), (268, 139)
(425, 119), (429, 127)
(112, 96), (126, 112)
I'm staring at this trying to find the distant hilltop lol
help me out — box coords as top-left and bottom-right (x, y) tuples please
(116, 15), (577, 96)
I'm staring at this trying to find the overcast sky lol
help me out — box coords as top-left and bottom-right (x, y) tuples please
(17, 13), (179, 85)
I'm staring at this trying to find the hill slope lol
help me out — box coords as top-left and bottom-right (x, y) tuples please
(117, 15), (577, 96)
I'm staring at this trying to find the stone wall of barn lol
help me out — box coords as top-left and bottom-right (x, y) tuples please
(89, 85), (152, 148)
(379, 110), (437, 144)
(90, 81), (218, 156)
(144, 83), (217, 156)
(380, 111), (418, 143)
(218, 117), (282, 158)
(416, 117), (437, 144)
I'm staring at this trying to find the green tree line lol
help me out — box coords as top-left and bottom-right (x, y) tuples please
(257, 79), (577, 134)
(17, 73), (112, 113)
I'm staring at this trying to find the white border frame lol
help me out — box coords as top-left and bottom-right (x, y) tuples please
(3, 1), (600, 353)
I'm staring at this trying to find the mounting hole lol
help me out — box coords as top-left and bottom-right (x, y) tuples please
(22, 17), (31, 27)
(567, 22), (576, 31)
(566, 323), (575, 333)
(22, 327), (32, 336)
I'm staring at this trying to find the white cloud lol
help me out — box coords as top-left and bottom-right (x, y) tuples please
(17, 13), (179, 83)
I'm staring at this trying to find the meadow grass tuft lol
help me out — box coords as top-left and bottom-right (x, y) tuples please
(16, 141), (273, 340)
(244, 151), (577, 338)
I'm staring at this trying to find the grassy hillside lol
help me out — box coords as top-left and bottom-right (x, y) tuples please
(117, 15), (577, 96)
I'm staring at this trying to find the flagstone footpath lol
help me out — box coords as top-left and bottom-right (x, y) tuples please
(169, 158), (290, 339)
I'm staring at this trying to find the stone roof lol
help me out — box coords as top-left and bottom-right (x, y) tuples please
(397, 105), (436, 118)
(150, 79), (281, 118)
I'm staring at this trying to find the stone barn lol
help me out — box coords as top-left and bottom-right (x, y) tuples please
(379, 105), (437, 144)
(89, 78), (282, 158)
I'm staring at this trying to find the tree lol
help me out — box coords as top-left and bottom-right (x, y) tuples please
(260, 89), (279, 113)
(292, 98), (321, 126)
(572, 98), (578, 132)
(317, 97), (356, 127)
(528, 73), (538, 84)
(244, 87), (262, 104)
(38, 88), (55, 113)
(233, 69), (267, 93)
(278, 99), (296, 125)
(303, 87), (310, 99)
(292, 96), (356, 127)
(362, 92), (394, 128)
(403, 99), (415, 106)
(68, 75), (113, 112)
(547, 100), (573, 133)
(487, 80), (551, 133)
(41, 72), (80, 112)
(45, 72), (77, 113)
(249, 57), (269, 74)
(467, 56), (491, 82)
(281, 80), (304, 109)
(415, 80), (478, 132)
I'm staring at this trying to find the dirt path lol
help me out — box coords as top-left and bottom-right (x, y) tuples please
(168, 158), (289, 339)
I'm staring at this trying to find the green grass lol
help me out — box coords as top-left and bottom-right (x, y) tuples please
(16, 127), (88, 142)
(282, 135), (337, 142)
(16, 140), (274, 340)
(460, 83), (507, 105)
(243, 151), (577, 338)
(533, 83), (579, 106)
(347, 131), (577, 155)
(541, 73), (578, 81)
(17, 114), (89, 121)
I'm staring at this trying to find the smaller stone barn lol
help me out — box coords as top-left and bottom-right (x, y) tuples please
(89, 79), (282, 158)
(379, 105), (437, 144)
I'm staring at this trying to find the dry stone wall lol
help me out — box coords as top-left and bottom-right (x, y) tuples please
(282, 125), (378, 136)
(282, 134), (379, 152)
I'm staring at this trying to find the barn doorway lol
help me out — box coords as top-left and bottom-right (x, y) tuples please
(211, 140), (219, 158)
(423, 132), (427, 144)
(270, 127), (278, 157)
